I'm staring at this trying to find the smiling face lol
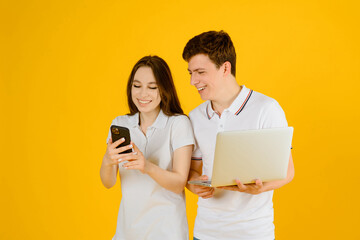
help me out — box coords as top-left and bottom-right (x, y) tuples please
(131, 66), (161, 115)
(187, 54), (226, 101)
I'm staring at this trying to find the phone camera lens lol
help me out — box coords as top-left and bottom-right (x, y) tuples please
(112, 128), (120, 134)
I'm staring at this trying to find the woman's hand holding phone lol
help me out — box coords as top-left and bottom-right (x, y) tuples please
(103, 138), (134, 167)
(105, 124), (150, 173)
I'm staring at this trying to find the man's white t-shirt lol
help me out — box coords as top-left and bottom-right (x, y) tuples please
(107, 110), (195, 240)
(189, 86), (288, 240)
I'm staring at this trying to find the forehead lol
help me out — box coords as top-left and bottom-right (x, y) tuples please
(188, 54), (216, 71)
(133, 66), (156, 83)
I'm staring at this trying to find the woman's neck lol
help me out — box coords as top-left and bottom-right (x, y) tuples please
(139, 108), (160, 134)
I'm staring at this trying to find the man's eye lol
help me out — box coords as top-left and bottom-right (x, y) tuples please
(199, 72), (205, 74)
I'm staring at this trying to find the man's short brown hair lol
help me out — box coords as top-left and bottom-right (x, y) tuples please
(182, 30), (236, 77)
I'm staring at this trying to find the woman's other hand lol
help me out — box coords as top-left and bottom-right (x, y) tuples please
(121, 142), (149, 174)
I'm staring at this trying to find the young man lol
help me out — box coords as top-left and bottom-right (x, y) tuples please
(184, 30), (294, 240)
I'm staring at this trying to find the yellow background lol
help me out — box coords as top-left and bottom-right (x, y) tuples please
(1, 0), (359, 239)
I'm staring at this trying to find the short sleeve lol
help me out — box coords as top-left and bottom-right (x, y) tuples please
(191, 140), (202, 161)
(106, 120), (115, 144)
(170, 115), (195, 151)
(188, 111), (203, 161)
(260, 100), (288, 129)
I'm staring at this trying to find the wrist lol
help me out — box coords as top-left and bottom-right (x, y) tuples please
(189, 173), (201, 181)
(103, 155), (117, 168)
(143, 160), (153, 174)
(260, 182), (270, 193)
(103, 156), (112, 167)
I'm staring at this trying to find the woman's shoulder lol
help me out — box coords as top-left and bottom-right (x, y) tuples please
(167, 114), (191, 127)
(111, 114), (137, 127)
(168, 114), (189, 121)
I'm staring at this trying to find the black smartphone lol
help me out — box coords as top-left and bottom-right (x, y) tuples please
(110, 125), (132, 153)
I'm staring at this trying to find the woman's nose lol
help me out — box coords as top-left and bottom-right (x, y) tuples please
(139, 87), (149, 97)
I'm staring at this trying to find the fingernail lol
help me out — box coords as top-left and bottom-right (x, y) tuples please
(133, 152), (137, 155)
(120, 138), (125, 141)
(118, 159), (122, 162)
(129, 144), (133, 148)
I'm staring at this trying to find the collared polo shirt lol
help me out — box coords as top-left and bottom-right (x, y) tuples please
(107, 110), (195, 240)
(189, 85), (288, 240)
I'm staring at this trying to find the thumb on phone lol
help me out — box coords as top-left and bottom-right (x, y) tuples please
(198, 175), (209, 181)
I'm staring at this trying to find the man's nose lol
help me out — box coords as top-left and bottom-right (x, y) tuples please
(190, 74), (199, 86)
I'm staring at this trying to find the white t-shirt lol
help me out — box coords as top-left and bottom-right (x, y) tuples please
(189, 86), (288, 240)
(107, 110), (195, 240)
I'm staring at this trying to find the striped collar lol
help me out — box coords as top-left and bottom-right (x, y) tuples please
(206, 85), (253, 119)
(128, 109), (168, 129)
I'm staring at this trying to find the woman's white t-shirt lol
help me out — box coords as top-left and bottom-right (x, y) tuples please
(107, 110), (195, 240)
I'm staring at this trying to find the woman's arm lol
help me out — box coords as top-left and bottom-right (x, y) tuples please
(100, 138), (133, 189)
(121, 143), (193, 194)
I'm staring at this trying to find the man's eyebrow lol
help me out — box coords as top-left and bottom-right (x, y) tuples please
(188, 68), (206, 72)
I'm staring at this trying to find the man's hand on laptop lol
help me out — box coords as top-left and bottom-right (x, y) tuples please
(189, 175), (214, 199)
(218, 179), (265, 195)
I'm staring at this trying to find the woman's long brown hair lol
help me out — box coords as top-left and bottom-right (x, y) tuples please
(126, 55), (184, 116)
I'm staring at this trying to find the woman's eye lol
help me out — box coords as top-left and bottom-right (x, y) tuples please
(133, 85), (141, 88)
(149, 87), (158, 90)
(199, 72), (205, 75)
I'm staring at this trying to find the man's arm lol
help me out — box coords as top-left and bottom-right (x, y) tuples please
(219, 152), (294, 194)
(186, 160), (215, 199)
(262, 152), (294, 191)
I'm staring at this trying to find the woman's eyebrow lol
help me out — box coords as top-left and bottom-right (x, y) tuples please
(133, 80), (157, 84)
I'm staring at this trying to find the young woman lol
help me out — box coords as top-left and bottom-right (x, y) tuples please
(100, 55), (194, 240)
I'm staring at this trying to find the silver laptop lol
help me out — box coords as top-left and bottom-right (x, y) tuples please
(188, 127), (293, 187)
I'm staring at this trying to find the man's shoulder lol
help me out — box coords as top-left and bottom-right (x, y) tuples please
(251, 89), (275, 102)
(250, 89), (279, 108)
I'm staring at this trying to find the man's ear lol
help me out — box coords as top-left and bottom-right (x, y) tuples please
(223, 61), (232, 76)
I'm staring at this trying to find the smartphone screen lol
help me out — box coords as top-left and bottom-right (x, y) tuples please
(110, 125), (132, 154)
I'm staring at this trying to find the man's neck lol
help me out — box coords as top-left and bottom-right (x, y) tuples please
(211, 84), (242, 115)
